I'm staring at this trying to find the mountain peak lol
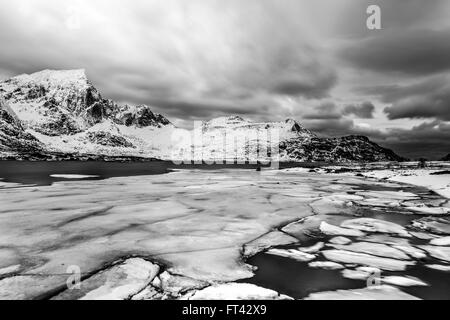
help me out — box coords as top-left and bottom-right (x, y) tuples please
(206, 115), (250, 127)
(10, 69), (89, 89)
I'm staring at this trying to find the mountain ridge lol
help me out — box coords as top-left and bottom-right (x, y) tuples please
(0, 69), (407, 162)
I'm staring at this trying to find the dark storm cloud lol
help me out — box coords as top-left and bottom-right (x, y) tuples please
(302, 119), (354, 137)
(144, 99), (272, 119)
(359, 75), (450, 121)
(0, 0), (449, 158)
(340, 29), (450, 75)
(270, 71), (337, 99)
(303, 118), (450, 160)
(379, 121), (450, 160)
(303, 102), (342, 120)
(0, 0), (339, 120)
(343, 102), (375, 118)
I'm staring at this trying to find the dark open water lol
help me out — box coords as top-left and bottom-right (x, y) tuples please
(0, 160), (323, 186)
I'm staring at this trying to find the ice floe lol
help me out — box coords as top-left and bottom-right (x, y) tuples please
(50, 174), (100, 179)
(412, 217), (450, 235)
(392, 245), (427, 259)
(266, 248), (315, 262)
(358, 234), (410, 246)
(419, 245), (450, 263)
(425, 264), (450, 272)
(329, 241), (411, 260)
(322, 249), (415, 271)
(404, 205), (450, 215)
(341, 268), (375, 280)
(341, 218), (411, 237)
(329, 236), (352, 245)
(430, 236), (450, 246)
(297, 242), (325, 254)
(188, 283), (292, 300)
(410, 231), (440, 240)
(308, 261), (344, 270)
(319, 221), (365, 237)
(305, 285), (420, 300)
(382, 276), (427, 287)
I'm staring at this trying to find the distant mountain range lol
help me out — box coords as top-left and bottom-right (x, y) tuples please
(441, 154), (450, 161)
(0, 69), (406, 162)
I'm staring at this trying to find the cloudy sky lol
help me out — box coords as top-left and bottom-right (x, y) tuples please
(0, 0), (449, 159)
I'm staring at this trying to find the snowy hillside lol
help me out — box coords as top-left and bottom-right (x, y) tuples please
(0, 96), (43, 156)
(0, 69), (405, 162)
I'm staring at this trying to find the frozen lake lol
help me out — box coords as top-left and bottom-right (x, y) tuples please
(0, 162), (449, 299)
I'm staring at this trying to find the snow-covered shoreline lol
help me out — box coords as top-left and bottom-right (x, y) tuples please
(362, 169), (450, 199)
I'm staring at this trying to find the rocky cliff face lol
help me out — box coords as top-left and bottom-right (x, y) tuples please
(0, 69), (406, 163)
(0, 96), (43, 155)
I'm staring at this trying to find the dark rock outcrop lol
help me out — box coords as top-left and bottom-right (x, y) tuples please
(86, 131), (135, 148)
(113, 105), (170, 128)
(280, 135), (406, 163)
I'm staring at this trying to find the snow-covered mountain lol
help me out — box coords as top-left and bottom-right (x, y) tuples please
(0, 69), (405, 162)
(0, 69), (170, 135)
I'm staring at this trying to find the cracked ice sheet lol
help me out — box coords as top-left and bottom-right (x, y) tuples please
(53, 258), (160, 300)
(1, 169), (342, 299)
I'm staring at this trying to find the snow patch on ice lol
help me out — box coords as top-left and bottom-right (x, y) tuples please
(50, 174), (100, 179)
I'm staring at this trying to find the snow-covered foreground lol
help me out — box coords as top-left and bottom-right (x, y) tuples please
(0, 167), (449, 300)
